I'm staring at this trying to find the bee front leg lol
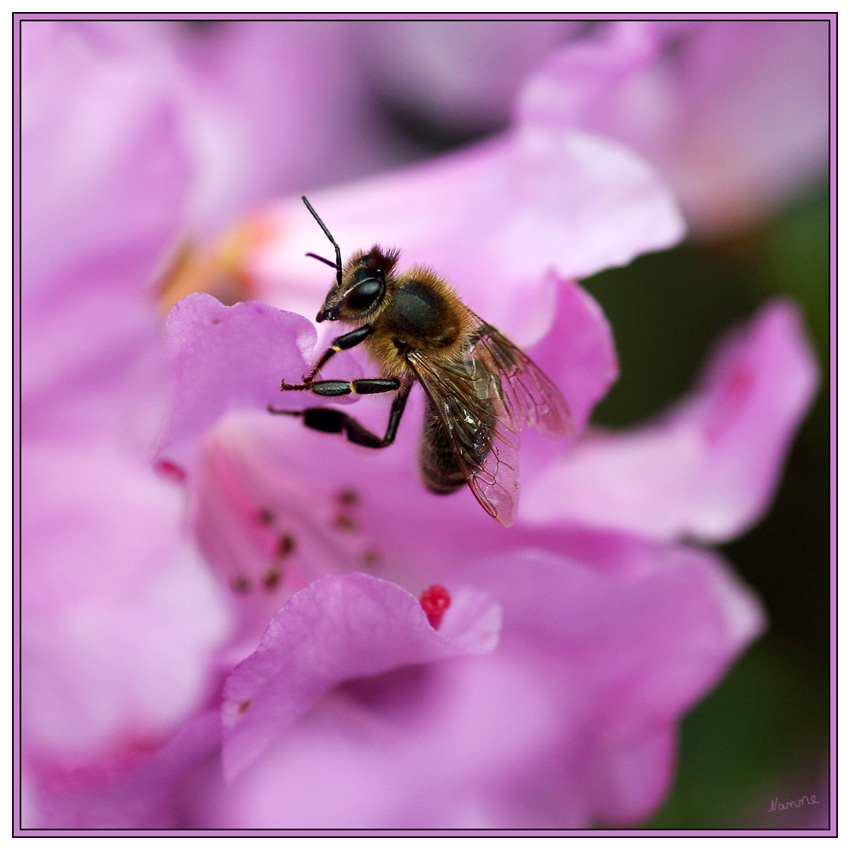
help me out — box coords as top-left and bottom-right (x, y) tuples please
(268, 380), (413, 449)
(281, 325), (374, 390)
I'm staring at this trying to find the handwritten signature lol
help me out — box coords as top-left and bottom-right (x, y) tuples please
(768, 794), (820, 813)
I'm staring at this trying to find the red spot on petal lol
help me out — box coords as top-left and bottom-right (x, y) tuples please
(154, 458), (186, 483)
(420, 585), (451, 630)
(238, 700), (251, 714)
(706, 362), (756, 441)
(727, 363), (754, 397)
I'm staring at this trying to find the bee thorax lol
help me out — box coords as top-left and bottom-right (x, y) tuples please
(384, 277), (461, 347)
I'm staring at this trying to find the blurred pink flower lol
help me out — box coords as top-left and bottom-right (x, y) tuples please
(21, 20), (231, 778)
(20, 18), (820, 831)
(519, 20), (829, 236)
(522, 301), (819, 541)
(353, 19), (579, 135)
(20, 17), (402, 810)
(349, 20), (829, 234)
(136, 19), (404, 234)
(20, 15), (393, 805)
(110, 121), (806, 828)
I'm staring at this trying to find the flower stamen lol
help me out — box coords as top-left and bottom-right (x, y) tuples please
(420, 585), (451, 630)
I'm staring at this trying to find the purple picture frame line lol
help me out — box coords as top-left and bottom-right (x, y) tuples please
(11, 11), (838, 839)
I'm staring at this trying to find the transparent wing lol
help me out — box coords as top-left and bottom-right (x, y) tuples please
(469, 320), (573, 440)
(405, 320), (571, 527)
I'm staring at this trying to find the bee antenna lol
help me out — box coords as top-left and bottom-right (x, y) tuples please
(302, 196), (342, 287)
(305, 252), (339, 270)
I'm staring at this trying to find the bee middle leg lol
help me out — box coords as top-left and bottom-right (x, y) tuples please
(268, 380), (412, 449)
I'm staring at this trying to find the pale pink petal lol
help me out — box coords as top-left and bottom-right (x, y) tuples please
(251, 127), (684, 342)
(524, 276), (618, 440)
(221, 572), (501, 781)
(522, 301), (819, 542)
(23, 258), (172, 450)
(26, 711), (222, 829)
(22, 444), (230, 768)
(157, 294), (319, 466)
(143, 21), (400, 238)
(21, 21), (191, 293)
(460, 546), (765, 825)
(21, 22), (193, 449)
(520, 20), (829, 235)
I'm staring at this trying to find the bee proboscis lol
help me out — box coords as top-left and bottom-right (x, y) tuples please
(270, 196), (572, 527)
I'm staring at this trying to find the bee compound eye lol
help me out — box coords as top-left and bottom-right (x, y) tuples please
(344, 278), (384, 311)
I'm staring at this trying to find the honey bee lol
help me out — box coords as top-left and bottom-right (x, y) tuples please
(270, 197), (572, 527)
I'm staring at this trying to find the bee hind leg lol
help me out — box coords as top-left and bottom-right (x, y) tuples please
(268, 380), (412, 449)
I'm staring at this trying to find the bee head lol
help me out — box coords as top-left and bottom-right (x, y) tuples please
(316, 246), (398, 323)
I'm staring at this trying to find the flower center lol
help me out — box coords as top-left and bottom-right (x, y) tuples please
(156, 221), (273, 314)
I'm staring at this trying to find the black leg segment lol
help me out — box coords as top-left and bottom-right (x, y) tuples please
(281, 377), (400, 397)
(351, 378), (400, 395)
(306, 380), (354, 397)
(269, 381), (413, 450)
(283, 325), (375, 388)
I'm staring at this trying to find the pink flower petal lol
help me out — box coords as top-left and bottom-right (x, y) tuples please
(459, 545), (765, 825)
(174, 541), (761, 828)
(21, 23), (194, 450)
(22, 444), (230, 768)
(525, 276), (618, 440)
(251, 126), (683, 342)
(23, 256), (172, 450)
(171, 21), (398, 229)
(519, 21), (829, 235)
(221, 572), (500, 782)
(157, 293), (319, 466)
(522, 301), (819, 542)
(26, 710), (222, 828)
(22, 21), (191, 293)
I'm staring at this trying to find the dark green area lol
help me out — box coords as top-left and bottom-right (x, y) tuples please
(579, 184), (831, 829)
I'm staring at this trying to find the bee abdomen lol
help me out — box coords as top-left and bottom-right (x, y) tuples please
(420, 398), (495, 495)
(420, 402), (465, 494)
